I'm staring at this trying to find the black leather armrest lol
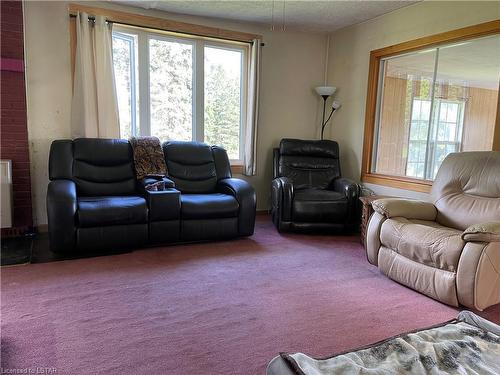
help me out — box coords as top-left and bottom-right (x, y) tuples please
(47, 179), (77, 253)
(271, 177), (294, 222)
(143, 188), (181, 221)
(332, 177), (360, 227)
(332, 177), (359, 201)
(217, 178), (256, 236)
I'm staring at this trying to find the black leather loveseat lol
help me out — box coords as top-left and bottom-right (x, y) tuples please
(271, 139), (359, 232)
(47, 138), (256, 253)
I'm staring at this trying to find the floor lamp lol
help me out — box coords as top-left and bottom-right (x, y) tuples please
(315, 86), (341, 140)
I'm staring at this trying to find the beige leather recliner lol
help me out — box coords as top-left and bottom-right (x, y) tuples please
(366, 152), (500, 311)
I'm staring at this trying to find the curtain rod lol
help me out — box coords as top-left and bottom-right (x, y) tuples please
(69, 14), (265, 46)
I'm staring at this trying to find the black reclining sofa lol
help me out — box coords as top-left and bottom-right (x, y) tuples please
(47, 138), (256, 253)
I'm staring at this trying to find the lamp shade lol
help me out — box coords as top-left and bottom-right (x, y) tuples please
(332, 100), (341, 110)
(315, 86), (336, 97)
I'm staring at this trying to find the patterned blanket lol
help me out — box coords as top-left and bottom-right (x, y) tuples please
(280, 313), (500, 375)
(129, 136), (167, 180)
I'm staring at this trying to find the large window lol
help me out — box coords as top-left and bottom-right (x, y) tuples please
(112, 26), (248, 161)
(363, 22), (500, 192)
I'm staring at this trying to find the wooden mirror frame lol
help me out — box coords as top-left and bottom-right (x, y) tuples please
(361, 20), (500, 193)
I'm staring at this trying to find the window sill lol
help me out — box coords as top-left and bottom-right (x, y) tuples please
(230, 163), (244, 175)
(362, 173), (432, 193)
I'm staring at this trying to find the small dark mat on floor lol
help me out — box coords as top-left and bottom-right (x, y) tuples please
(1, 236), (33, 266)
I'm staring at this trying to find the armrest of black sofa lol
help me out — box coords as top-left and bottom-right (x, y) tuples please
(332, 177), (360, 201)
(47, 179), (77, 253)
(142, 188), (181, 221)
(271, 177), (294, 222)
(217, 178), (256, 236)
(137, 177), (180, 222)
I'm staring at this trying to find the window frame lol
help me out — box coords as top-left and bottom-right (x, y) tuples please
(404, 98), (465, 180)
(361, 20), (500, 193)
(427, 99), (464, 179)
(113, 25), (249, 163)
(203, 41), (249, 163)
(141, 31), (196, 140)
(112, 31), (139, 138)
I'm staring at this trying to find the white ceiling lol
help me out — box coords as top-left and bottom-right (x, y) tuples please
(114, 0), (419, 33)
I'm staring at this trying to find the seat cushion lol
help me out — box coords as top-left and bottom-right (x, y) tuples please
(292, 189), (348, 223)
(380, 217), (465, 272)
(78, 196), (148, 228)
(181, 193), (239, 219)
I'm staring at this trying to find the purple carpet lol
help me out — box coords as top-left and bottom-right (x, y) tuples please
(1, 216), (499, 374)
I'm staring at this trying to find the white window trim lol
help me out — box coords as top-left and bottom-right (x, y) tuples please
(204, 41), (249, 164)
(112, 31), (138, 136)
(405, 98), (465, 180)
(113, 25), (249, 162)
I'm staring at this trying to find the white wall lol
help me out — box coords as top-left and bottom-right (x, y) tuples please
(24, 1), (328, 225)
(326, 1), (500, 200)
(24, 1), (73, 227)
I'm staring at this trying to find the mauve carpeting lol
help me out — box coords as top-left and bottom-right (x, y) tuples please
(1, 216), (499, 374)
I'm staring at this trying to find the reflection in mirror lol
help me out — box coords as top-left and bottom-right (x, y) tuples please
(373, 34), (500, 181)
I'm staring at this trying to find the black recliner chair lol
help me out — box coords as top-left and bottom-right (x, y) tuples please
(47, 138), (256, 253)
(271, 139), (359, 232)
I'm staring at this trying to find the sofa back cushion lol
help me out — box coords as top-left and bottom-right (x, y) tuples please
(163, 141), (218, 193)
(49, 138), (137, 196)
(277, 139), (341, 190)
(49, 140), (74, 180)
(73, 138), (137, 196)
(431, 152), (500, 230)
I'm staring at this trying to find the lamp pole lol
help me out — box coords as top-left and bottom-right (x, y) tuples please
(315, 86), (336, 140)
(320, 95), (329, 140)
(321, 100), (341, 140)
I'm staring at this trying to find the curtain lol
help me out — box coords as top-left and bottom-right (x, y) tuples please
(71, 12), (120, 138)
(243, 39), (262, 176)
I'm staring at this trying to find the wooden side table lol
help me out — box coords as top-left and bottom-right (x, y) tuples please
(359, 195), (389, 249)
